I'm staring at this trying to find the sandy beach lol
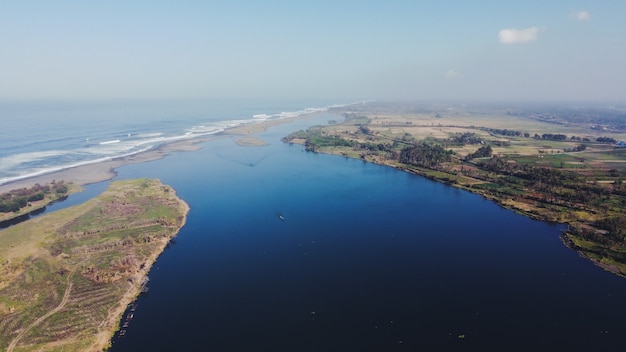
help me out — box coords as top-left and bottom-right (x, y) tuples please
(0, 137), (212, 194)
(0, 112), (321, 194)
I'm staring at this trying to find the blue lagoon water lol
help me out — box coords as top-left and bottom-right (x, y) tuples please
(2, 101), (626, 351)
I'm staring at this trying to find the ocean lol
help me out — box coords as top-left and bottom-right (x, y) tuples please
(3, 100), (626, 351)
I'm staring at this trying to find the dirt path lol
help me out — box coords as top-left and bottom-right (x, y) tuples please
(7, 271), (74, 352)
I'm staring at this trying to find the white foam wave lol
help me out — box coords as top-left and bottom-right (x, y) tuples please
(0, 150), (71, 170)
(0, 145), (156, 186)
(187, 125), (224, 134)
(136, 132), (164, 138)
(0, 102), (345, 186)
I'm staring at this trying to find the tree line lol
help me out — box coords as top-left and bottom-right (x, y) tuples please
(0, 181), (69, 213)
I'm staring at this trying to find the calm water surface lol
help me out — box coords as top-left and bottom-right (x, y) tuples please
(92, 114), (626, 351)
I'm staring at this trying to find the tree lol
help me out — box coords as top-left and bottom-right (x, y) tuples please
(398, 143), (452, 168)
(597, 136), (617, 144)
(465, 145), (492, 160)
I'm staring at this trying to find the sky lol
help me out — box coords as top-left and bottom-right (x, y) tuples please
(1, 0), (625, 102)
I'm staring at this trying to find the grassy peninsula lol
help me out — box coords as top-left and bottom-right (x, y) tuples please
(284, 102), (626, 277)
(0, 178), (189, 351)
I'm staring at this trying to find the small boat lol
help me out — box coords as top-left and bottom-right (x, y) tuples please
(279, 215), (285, 221)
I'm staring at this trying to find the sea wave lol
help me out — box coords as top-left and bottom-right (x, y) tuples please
(0, 145), (156, 186)
(0, 103), (339, 186)
(136, 132), (164, 138)
(0, 150), (72, 170)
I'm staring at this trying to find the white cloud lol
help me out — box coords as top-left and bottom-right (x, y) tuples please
(445, 70), (460, 79)
(497, 27), (540, 44)
(573, 10), (590, 21)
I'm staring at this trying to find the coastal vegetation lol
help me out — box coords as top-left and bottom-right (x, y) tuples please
(0, 178), (188, 351)
(283, 103), (626, 277)
(0, 181), (78, 223)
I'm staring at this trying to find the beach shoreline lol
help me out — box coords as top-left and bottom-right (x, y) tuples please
(0, 137), (212, 194)
(0, 112), (323, 194)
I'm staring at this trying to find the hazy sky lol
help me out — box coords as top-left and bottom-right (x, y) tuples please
(1, 1), (625, 102)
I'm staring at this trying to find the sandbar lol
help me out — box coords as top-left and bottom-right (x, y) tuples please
(233, 136), (270, 147)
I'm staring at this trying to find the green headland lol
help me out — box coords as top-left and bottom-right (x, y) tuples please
(0, 178), (189, 351)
